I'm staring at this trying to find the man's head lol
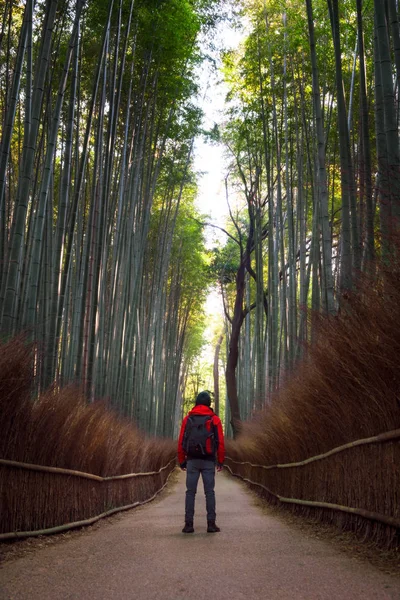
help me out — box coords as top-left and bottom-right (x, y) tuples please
(195, 391), (211, 407)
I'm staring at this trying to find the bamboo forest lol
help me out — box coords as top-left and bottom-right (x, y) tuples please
(1, 0), (400, 585)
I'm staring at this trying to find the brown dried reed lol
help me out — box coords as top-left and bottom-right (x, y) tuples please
(227, 264), (400, 548)
(0, 339), (175, 535)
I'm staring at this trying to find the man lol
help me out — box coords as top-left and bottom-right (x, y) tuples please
(177, 390), (225, 534)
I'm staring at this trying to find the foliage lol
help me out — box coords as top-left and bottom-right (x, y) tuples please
(0, 0), (223, 436)
(212, 0), (394, 431)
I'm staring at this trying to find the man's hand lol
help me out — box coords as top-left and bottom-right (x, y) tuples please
(180, 462), (187, 471)
(216, 464), (223, 472)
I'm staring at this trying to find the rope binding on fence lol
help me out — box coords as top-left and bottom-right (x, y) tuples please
(0, 464), (176, 541)
(225, 427), (400, 470)
(0, 457), (176, 481)
(224, 464), (400, 530)
(224, 428), (400, 531)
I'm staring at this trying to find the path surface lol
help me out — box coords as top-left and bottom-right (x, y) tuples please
(1, 471), (400, 600)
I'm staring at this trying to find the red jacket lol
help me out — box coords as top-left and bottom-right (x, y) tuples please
(178, 405), (225, 465)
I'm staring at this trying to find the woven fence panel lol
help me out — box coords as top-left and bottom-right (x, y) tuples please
(0, 461), (175, 535)
(226, 438), (400, 547)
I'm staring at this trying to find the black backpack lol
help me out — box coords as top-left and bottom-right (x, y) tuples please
(183, 414), (216, 458)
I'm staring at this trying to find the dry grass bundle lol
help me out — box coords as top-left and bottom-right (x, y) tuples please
(0, 343), (175, 535)
(227, 263), (400, 548)
(0, 336), (35, 462)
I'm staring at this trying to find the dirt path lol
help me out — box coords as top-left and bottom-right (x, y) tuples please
(1, 471), (399, 600)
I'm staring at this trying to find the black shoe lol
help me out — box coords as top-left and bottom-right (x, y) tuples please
(207, 521), (220, 533)
(182, 521), (194, 533)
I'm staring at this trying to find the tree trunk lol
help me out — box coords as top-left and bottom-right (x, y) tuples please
(374, 0), (400, 226)
(213, 334), (223, 416)
(327, 0), (358, 290)
(306, 0), (335, 313)
(356, 0), (374, 266)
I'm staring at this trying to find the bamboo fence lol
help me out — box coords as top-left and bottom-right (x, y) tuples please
(0, 458), (176, 540)
(225, 428), (400, 546)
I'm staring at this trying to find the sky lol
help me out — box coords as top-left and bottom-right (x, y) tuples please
(191, 18), (246, 367)
(194, 18), (246, 246)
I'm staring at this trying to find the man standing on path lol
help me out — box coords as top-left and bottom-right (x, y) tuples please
(178, 391), (225, 534)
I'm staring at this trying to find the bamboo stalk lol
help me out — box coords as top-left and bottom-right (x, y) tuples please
(0, 458), (176, 481)
(0, 466), (176, 541)
(224, 465), (400, 529)
(226, 428), (400, 469)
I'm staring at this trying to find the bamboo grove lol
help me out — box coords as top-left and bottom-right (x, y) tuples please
(0, 0), (220, 436)
(212, 0), (400, 435)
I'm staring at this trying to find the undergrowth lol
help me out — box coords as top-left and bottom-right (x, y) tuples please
(227, 263), (400, 548)
(0, 337), (174, 477)
(0, 341), (175, 534)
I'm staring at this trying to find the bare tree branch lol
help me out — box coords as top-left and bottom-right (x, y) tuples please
(220, 280), (233, 325)
(225, 176), (243, 253)
(189, 216), (241, 247)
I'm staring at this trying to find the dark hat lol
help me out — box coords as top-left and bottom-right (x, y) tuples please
(195, 391), (211, 406)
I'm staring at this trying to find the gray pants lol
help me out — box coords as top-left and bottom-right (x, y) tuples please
(185, 459), (216, 522)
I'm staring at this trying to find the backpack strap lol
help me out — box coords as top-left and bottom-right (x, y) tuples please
(206, 415), (216, 454)
(182, 416), (194, 452)
(213, 417), (219, 450)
